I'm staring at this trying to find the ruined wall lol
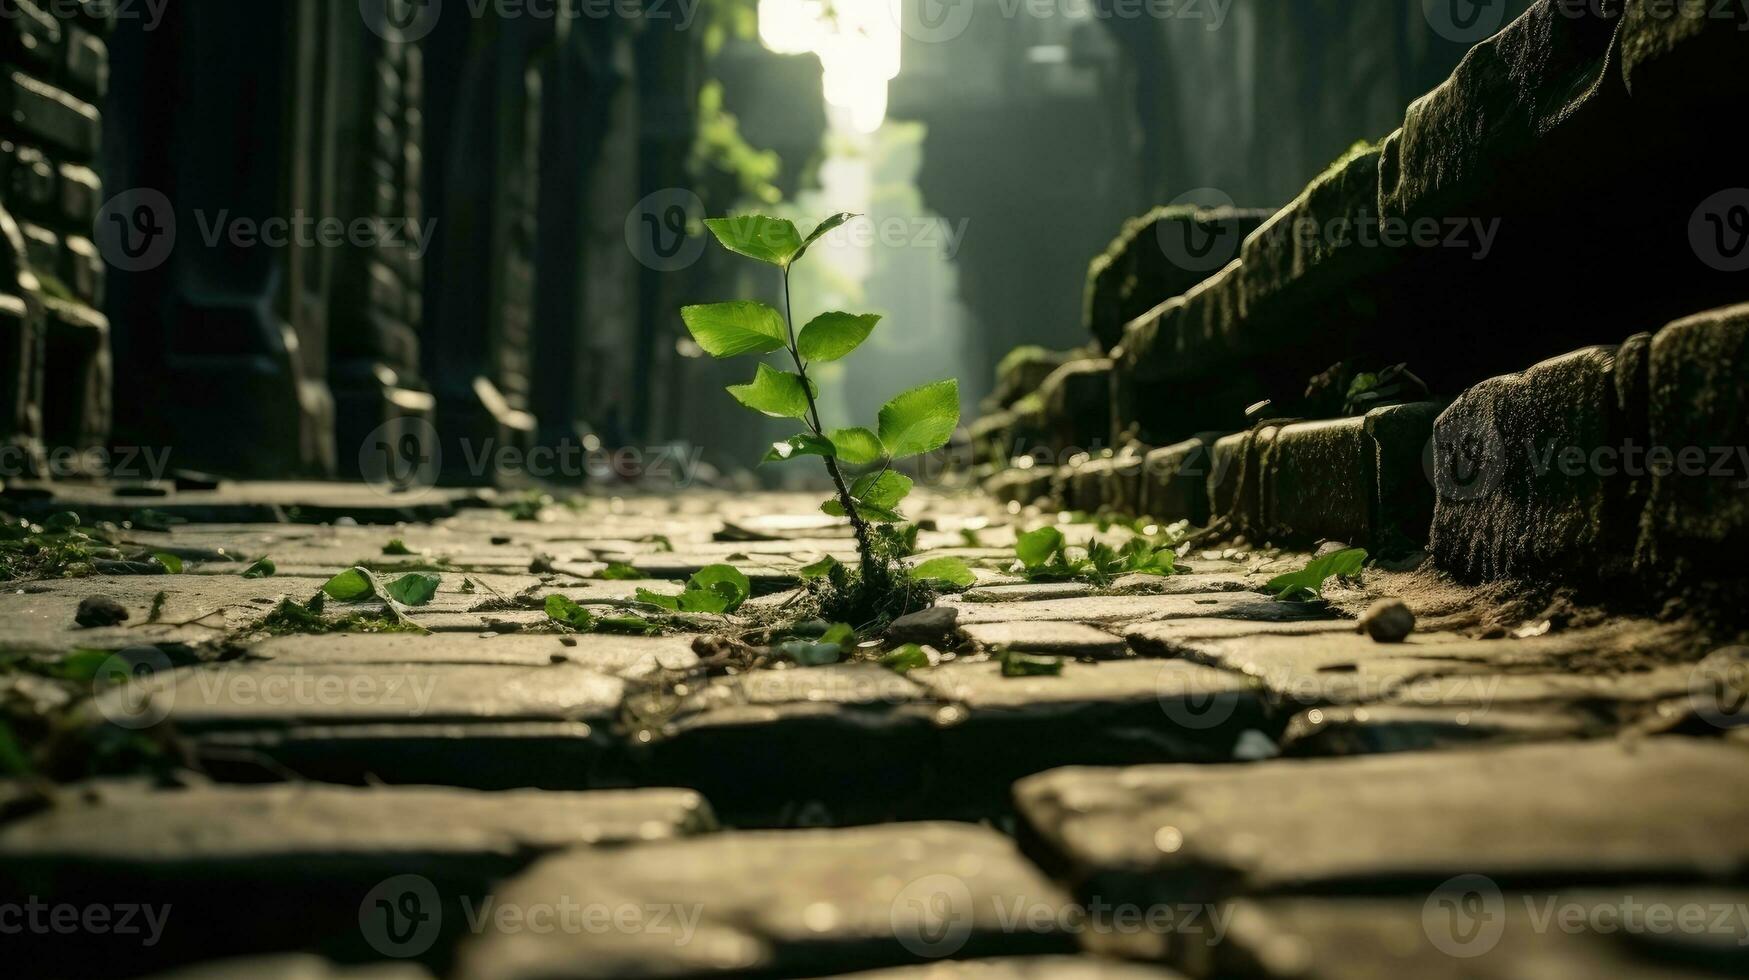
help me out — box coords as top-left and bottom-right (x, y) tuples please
(2, 0), (110, 477)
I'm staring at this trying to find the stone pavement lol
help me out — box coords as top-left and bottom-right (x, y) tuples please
(1, 487), (1746, 979)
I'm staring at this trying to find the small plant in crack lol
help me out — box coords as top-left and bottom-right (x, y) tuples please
(684, 213), (967, 630)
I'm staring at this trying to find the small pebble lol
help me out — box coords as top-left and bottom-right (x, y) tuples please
(1359, 599), (1415, 643)
(75, 595), (129, 628)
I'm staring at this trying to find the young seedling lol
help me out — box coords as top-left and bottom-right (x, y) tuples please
(684, 214), (962, 620)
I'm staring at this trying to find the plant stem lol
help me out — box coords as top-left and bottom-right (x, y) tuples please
(782, 268), (880, 582)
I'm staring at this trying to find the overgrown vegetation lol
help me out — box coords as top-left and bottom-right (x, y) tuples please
(1013, 526), (1187, 587)
(1265, 547), (1368, 601)
(682, 213), (967, 630)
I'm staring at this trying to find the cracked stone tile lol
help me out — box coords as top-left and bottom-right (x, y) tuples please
(0, 781), (713, 974)
(244, 632), (700, 677)
(144, 956), (434, 979)
(1138, 624), (1699, 715)
(96, 660), (627, 786)
(1124, 618), (1365, 654)
(909, 660), (1270, 812)
(1178, 891), (1749, 980)
(631, 664), (941, 826)
(960, 622), (1130, 659)
(960, 575), (1254, 604)
(806, 958), (1187, 979)
(452, 823), (1076, 980)
(1016, 739), (1749, 905)
(1278, 703), (1601, 756)
(942, 592), (1334, 627)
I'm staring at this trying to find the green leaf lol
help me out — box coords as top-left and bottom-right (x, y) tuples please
(1265, 547), (1369, 601)
(1121, 539), (1181, 577)
(828, 427), (885, 465)
(704, 215), (803, 266)
(545, 594), (596, 629)
(794, 212), (858, 263)
(383, 539), (415, 556)
(635, 588), (682, 612)
(0, 718), (31, 776)
(384, 572), (440, 607)
(322, 568), (375, 602)
(727, 363), (813, 419)
(798, 555), (842, 579)
(763, 433), (836, 464)
(821, 498), (905, 524)
(242, 557), (276, 579)
(595, 615), (662, 636)
(596, 562), (644, 581)
(680, 301), (789, 358)
(820, 622), (857, 647)
(44, 511), (80, 532)
(797, 312), (880, 362)
(1001, 650), (1065, 677)
(778, 640), (841, 666)
(881, 644), (933, 674)
(877, 380), (960, 459)
(1015, 527), (1066, 569)
(910, 557), (975, 588)
(687, 564), (751, 612)
(151, 552), (183, 574)
(51, 648), (112, 683)
(851, 471), (913, 510)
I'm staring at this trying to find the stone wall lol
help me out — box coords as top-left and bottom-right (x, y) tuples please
(977, 0), (1749, 594)
(1, 0), (110, 476)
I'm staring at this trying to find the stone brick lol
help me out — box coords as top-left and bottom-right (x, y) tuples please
(1364, 400), (1441, 551)
(1640, 303), (1749, 573)
(943, 591), (1332, 628)
(959, 621), (1129, 659)
(1378, 0), (1624, 224)
(452, 824), (1075, 979)
(1207, 426), (1277, 536)
(1262, 417), (1371, 546)
(1620, 0), (1749, 108)
(1101, 450), (1144, 515)
(1038, 358), (1113, 454)
(1239, 143), (1394, 327)
(814, 959), (1185, 980)
(145, 956), (434, 980)
(988, 345), (1076, 412)
(2, 71), (100, 155)
(0, 782), (713, 973)
(1431, 345), (1638, 581)
(1085, 205), (1270, 352)
(1016, 739), (1749, 903)
(1139, 433), (1222, 525)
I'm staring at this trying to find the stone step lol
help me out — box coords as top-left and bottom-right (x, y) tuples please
(450, 823), (1076, 980)
(1177, 890), (1749, 979)
(1014, 739), (1749, 909)
(807, 959), (1185, 980)
(0, 781), (713, 975)
(1085, 206), (1273, 354)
